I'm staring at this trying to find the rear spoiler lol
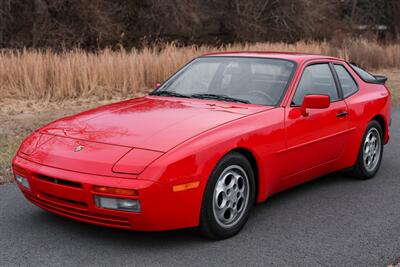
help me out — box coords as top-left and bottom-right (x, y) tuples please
(373, 75), (388, 85)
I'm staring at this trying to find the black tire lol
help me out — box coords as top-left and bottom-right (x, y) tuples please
(350, 120), (384, 179)
(199, 152), (255, 240)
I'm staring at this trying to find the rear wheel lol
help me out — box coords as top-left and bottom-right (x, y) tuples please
(200, 152), (255, 240)
(350, 120), (383, 179)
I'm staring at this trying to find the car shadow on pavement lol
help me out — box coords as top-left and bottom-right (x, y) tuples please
(31, 210), (206, 245)
(26, 172), (358, 247)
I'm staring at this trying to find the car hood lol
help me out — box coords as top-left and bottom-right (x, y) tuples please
(40, 96), (271, 152)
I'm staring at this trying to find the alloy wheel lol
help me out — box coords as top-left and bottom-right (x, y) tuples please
(212, 165), (250, 228)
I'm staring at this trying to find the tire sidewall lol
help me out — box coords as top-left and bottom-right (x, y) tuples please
(200, 152), (256, 239)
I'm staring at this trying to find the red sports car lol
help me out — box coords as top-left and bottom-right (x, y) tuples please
(13, 52), (391, 239)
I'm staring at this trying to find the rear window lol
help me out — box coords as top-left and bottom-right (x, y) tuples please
(349, 63), (377, 83)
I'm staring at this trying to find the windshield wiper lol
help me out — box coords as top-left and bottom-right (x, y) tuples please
(151, 91), (250, 104)
(190, 93), (250, 104)
(150, 90), (191, 98)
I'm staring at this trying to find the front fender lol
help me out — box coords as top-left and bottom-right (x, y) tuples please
(139, 108), (286, 203)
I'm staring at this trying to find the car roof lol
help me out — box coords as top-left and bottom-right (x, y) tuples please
(201, 51), (344, 64)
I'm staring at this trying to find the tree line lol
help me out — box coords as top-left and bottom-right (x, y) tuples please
(0, 0), (399, 50)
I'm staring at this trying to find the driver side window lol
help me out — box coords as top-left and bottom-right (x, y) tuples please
(292, 63), (339, 106)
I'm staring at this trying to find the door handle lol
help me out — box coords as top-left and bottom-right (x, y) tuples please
(336, 111), (348, 118)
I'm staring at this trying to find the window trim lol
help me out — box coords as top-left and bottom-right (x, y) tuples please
(332, 63), (360, 99)
(329, 63), (344, 99)
(290, 62), (341, 107)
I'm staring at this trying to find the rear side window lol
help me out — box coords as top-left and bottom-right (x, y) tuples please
(349, 64), (377, 83)
(334, 64), (358, 97)
(292, 63), (339, 106)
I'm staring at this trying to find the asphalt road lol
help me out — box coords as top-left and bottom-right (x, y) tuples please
(0, 108), (399, 267)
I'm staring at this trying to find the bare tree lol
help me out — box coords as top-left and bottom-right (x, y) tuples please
(0, 0), (397, 49)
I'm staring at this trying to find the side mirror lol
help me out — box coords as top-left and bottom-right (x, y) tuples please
(155, 82), (161, 89)
(301, 94), (330, 116)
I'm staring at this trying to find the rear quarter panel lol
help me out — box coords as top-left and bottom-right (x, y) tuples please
(339, 65), (391, 169)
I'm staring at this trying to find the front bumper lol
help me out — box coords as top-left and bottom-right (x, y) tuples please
(13, 156), (203, 231)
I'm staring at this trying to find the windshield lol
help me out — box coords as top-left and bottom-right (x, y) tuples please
(153, 57), (296, 106)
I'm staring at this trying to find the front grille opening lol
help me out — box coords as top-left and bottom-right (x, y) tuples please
(25, 193), (131, 228)
(41, 193), (87, 208)
(36, 174), (83, 189)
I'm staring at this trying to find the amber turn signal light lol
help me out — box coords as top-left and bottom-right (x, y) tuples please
(172, 181), (200, 192)
(12, 164), (29, 176)
(92, 185), (139, 196)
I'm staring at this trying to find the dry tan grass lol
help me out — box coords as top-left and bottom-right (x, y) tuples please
(0, 40), (399, 183)
(378, 69), (400, 106)
(0, 67), (398, 184)
(0, 97), (129, 183)
(0, 40), (399, 101)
